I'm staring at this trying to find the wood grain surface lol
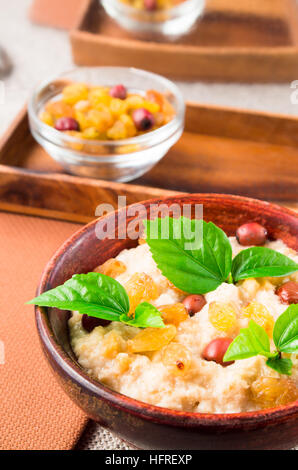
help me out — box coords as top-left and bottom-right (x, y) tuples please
(70, 0), (298, 82)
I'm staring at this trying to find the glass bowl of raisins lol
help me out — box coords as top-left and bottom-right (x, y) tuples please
(28, 67), (185, 182)
(101, 0), (205, 39)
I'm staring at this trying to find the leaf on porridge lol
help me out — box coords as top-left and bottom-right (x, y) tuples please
(144, 217), (232, 294)
(231, 247), (298, 282)
(120, 302), (165, 329)
(273, 304), (298, 354)
(223, 320), (277, 362)
(27, 272), (129, 321)
(266, 357), (293, 376)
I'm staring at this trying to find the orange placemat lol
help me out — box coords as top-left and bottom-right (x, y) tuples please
(29, 0), (91, 30)
(0, 212), (88, 450)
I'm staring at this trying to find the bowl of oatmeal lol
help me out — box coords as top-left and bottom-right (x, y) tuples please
(28, 67), (184, 181)
(33, 194), (298, 449)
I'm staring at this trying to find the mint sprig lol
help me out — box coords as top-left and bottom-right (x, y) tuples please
(144, 217), (298, 294)
(120, 302), (165, 328)
(222, 320), (277, 360)
(231, 247), (298, 282)
(273, 304), (298, 353)
(28, 273), (165, 329)
(145, 217), (232, 294)
(223, 305), (298, 375)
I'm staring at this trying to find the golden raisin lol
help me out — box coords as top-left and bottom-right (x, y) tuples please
(142, 100), (160, 114)
(208, 302), (237, 333)
(86, 109), (113, 133)
(258, 279), (275, 291)
(116, 353), (132, 373)
(153, 112), (165, 127)
(125, 94), (144, 110)
(146, 88), (174, 120)
(74, 100), (90, 112)
(89, 86), (111, 107)
(158, 303), (189, 327)
(45, 100), (75, 119)
(146, 89), (164, 108)
(125, 273), (159, 315)
(116, 144), (139, 155)
(242, 302), (274, 337)
(39, 110), (54, 126)
(94, 258), (126, 278)
(101, 331), (124, 359)
(127, 325), (176, 353)
(162, 342), (192, 376)
(110, 98), (127, 117)
(239, 278), (260, 301)
(82, 127), (102, 140)
(74, 110), (89, 130)
(107, 120), (127, 140)
(119, 114), (137, 137)
(62, 83), (89, 105)
(251, 377), (298, 408)
(65, 131), (84, 151)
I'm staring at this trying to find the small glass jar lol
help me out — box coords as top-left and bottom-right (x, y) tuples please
(101, 0), (205, 39)
(28, 67), (185, 182)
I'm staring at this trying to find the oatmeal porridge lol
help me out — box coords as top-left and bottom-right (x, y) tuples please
(68, 235), (298, 414)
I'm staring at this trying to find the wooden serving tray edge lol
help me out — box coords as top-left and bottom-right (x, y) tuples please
(69, 0), (298, 82)
(0, 103), (297, 225)
(0, 108), (180, 224)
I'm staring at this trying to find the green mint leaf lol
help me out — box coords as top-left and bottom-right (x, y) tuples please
(231, 247), (298, 282)
(273, 304), (298, 353)
(120, 302), (165, 328)
(266, 357), (293, 376)
(27, 272), (129, 321)
(223, 320), (277, 362)
(145, 217), (232, 294)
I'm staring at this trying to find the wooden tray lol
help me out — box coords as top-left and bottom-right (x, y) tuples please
(0, 102), (297, 224)
(69, 0), (298, 82)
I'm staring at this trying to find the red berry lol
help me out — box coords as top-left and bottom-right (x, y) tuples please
(183, 294), (206, 316)
(236, 223), (267, 246)
(55, 117), (80, 132)
(276, 281), (298, 305)
(132, 108), (155, 131)
(144, 0), (157, 11)
(109, 84), (127, 100)
(202, 338), (234, 367)
(82, 314), (111, 332)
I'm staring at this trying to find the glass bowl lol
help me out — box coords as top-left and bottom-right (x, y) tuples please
(101, 0), (205, 39)
(28, 67), (185, 182)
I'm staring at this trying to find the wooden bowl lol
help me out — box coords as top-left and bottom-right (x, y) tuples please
(35, 194), (298, 450)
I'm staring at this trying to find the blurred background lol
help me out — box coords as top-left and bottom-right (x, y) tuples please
(1, 0), (298, 139)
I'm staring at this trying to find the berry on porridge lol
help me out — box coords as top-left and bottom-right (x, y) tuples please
(29, 217), (298, 413)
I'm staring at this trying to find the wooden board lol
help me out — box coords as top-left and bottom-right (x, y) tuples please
(69, 0), (298, 82)
(0, 102), (297, 224)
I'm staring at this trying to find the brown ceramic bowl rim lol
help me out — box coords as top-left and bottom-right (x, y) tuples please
(35, 194), (298, 428)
